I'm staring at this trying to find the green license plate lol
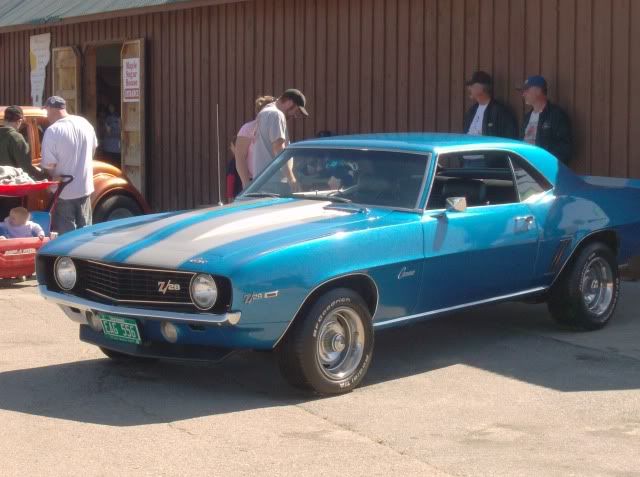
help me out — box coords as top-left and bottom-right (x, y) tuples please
(99, 314), (142, 344)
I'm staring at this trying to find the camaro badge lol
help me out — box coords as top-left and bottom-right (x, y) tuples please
(244, 290), (279, 304)
(397, 266), (416, 280)
(158, 280), (181, 294)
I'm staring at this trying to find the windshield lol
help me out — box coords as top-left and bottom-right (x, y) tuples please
(240, 148), (430, 210)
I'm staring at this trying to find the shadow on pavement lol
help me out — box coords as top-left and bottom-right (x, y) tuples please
(0, 277), (37, 289)
(1, 288), (639, 426)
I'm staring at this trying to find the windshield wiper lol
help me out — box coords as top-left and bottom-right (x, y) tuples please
(241, 192), (283, 198)
(299, 193), (352, 203)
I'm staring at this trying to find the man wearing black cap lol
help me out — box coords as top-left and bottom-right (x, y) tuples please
(0, 105), (45, 220)
(251, 89), (308, 187)
(520, 75), (572, 165)
(0, 105), (44, 178)
(463, 71), (518, 139)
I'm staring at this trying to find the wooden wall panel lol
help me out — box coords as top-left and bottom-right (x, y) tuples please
(629, 0), (640, 179)
(1, 0), (639, 211)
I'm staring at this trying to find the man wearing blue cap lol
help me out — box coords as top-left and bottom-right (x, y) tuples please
(519, 75), (572, 165)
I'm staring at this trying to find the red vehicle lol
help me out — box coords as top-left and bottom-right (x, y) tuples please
(0, 106), (149, 222)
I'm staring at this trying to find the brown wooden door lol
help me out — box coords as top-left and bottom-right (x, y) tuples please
(51, 47), (81, 114)
(120, 39), (146, 197)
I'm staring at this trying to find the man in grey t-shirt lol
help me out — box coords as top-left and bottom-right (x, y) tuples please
(251, 89), (309, 186)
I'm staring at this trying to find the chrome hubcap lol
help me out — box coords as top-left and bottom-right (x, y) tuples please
(316, 306), (365, 381)
(581, 257), (614, 316)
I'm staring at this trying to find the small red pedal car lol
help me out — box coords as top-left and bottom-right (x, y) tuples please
(0, 176), (70, 280)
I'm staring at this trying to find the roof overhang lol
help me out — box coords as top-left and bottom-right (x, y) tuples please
(0, 0), (243, 34)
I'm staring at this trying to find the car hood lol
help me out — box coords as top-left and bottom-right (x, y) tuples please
(41, 198), (392, 269)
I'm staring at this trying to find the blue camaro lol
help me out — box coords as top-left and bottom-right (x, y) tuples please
(37, 133), (640, 394)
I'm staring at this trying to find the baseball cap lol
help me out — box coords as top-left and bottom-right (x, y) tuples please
(281, 89), (309, 117)
(465, 71), (493, 86)
(43, 96), (66, 109)
(519, 75), (547, 91)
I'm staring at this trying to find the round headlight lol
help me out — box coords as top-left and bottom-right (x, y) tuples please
(190, 274), (218, 310)
(54, 256), (77, 291)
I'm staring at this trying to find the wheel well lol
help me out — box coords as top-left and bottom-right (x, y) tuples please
(296, 274), (378, 320)
(578, 230), (619, 256)
(274, 274), (379, 349)
(556, 230), (619, 282)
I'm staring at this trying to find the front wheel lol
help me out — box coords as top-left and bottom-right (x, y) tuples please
(548, 242), (619, 330)
(277, 288), (374, 395)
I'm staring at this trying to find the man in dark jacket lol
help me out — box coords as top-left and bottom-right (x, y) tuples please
(463, 71), (518, 139)
(520, 75), (572, 165)
(0, 106), (44, 220)
(0, 105), (43, 178)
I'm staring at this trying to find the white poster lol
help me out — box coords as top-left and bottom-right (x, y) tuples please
(122, 58), (140, 102)
(30, 33), (51, 106)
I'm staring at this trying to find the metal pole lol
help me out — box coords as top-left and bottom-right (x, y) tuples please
(216, 103), (223, 206)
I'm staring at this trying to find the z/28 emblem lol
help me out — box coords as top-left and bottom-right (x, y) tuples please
(158, 280), (181, 294)
(244, 290), (279, 304)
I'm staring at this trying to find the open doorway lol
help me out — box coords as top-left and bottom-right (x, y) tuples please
(78, 39), (146, 196)
(94, 44), (122, 168)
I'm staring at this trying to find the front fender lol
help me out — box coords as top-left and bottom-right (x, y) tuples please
(227, 220), (424, 331)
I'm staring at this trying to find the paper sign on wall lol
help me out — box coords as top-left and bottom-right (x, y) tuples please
(30, 33), (51, 106)
(122, 58), (140, 102)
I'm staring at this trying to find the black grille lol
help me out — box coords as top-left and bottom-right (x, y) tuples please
(78, 260), (195, 305)
(39, 256), (232, 313)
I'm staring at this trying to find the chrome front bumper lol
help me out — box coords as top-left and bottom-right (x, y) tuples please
(38, 285), (241, 326)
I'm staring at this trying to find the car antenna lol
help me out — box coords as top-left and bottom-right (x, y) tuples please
(216, 103), (223, 206)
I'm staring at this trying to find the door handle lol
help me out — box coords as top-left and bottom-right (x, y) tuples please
(515, 215), (535, 231)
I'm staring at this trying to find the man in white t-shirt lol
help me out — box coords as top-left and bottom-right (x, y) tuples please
(40, 96), (98, 234)
(251, 89), (309, 188)
(467, 102), (488, 136)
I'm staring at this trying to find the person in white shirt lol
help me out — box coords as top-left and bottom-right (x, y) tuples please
(251, 89), (309, 189)
(40, 96), (98, 234)
(234, 95), (275, 188)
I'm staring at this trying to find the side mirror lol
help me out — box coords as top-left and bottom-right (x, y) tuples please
(445, 197), (467, 213)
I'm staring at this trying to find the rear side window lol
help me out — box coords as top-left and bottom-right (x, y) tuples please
(509, 154), (552, 202)
(427, 151), (519, 209)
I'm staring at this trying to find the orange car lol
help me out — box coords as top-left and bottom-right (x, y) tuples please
(0, 106), (149, 222)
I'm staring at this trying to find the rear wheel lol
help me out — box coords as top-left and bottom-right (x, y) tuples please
(548, 242), (619, 330)
(277, 288), (374, 395)
(94, 194), (143, 223)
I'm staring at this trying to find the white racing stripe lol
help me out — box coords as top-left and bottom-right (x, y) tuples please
(125, 200), (350, 268)
(67, 200), (266, 260)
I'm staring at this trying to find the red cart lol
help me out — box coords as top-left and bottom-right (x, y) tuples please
(0, 176), (72, 280)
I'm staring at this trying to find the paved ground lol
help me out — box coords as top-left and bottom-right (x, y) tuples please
(1, 279), (640, 477)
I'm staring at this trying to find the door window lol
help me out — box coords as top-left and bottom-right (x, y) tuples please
(427, 151), (519, 209)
